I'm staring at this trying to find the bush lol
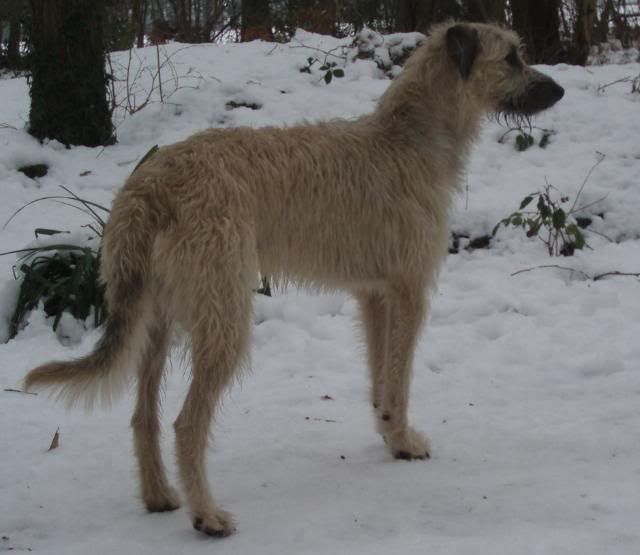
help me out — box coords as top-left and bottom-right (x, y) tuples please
(0, 189), (109, 341)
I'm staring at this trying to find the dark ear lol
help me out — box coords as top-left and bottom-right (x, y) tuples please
(446, 24), (480, 79)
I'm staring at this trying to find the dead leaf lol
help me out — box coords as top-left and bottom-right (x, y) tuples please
(48, 428), (60, 451)
(321, 395), (334, 400)
(79, 170), (92, 176)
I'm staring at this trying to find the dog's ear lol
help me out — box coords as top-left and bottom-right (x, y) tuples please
(446, 24), (479, 79)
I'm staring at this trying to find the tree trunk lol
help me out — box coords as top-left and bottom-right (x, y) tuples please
(571, 0), (596, 64)
(461, 0), (507, 22)
(241, 0), (272, 40)
(510, 0), (564, 64)
(288, 0), (337, 36)
(394, 0), (461, 33)
(132, 0), (148, 48)
(28, 0), (114, 146)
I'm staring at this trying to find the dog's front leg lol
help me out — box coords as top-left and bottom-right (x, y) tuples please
(357, 291), (389, 419)
(380, 281), (431, 460)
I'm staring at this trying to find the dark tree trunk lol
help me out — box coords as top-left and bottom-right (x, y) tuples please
(132, 0), (148, 48)
(288, 0), (337, 36)
(28, 0), (114, 147)
(241, 0), (272, 40)
(570, 0), (597, 65)
(510, 0), (564, 64)
(461, 0), (507, 22)
(394, 0), (460, 33)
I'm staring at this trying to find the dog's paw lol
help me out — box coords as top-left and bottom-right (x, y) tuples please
(387, 427), (431, 461)
(145, 486), (181, 512)
(192, 509), (236, 538)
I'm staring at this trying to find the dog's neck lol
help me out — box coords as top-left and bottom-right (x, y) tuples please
(372, 60), (484, 179)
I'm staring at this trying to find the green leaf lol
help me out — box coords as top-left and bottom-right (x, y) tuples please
(324, 71), (333, 84)
(133, 145), (159, 173)
(567, 226), (586, 249)
(35, 228), (66, 237)
(552, 208), (566, 230)
(537, 196), (550, 219)
(519, 195), (534, 209)
(319, 64), (329, 71)
(332, 68), (345, 78)
(511, 215), (523, 226)
(539, 133), (551, 148)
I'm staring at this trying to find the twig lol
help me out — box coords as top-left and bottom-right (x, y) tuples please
(4, 388), (37, 395)
(290, 41), (349, 62)
(511, 265), (640, 281)
(156, 45), (163, 102)
(569, 153), (605, 214)
(512, 265), (591, 279)
(597, 76), (632, 93)
(594, 271), (640, 281)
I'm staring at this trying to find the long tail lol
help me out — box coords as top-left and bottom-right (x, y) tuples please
(24, 182), (162, 408)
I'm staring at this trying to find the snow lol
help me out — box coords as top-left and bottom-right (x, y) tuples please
(1, 32), (640, 554)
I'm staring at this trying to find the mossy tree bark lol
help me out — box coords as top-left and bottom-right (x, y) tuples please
(28, 0), (114, 147)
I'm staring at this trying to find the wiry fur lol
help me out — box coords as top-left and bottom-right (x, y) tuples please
(23, 22), (563, 536)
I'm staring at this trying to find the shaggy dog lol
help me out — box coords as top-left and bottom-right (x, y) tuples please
(25, 22), (564, 536)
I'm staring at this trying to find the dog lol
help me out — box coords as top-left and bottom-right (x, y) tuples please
(24, 22), (564, 536)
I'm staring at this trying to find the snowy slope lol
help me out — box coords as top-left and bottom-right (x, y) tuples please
(1, 32), (640, 554)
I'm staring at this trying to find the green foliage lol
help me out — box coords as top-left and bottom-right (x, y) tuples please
(300, 57), (345, 84)
(7, 239), (105, 340)
(515, 131), (534, 151)
(1, 190), (110, 340)
(493, 184), (590, 256)
(499, 126), (554, 151)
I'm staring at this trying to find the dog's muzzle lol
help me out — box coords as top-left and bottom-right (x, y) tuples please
(524, 78), (565, 113)
(500, 72), (565, 116)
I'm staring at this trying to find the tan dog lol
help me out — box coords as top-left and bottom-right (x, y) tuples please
(24, 22), (564, 536)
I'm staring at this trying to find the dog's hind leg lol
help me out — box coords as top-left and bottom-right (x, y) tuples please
(379, 281), (431, 460)
(357, 291), (389, 420)
(130, 307), (180, 512)
(173, 239), (254, 537)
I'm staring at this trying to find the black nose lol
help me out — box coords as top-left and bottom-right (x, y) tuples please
(524, 79), (565, 113)
(539, 79), (564, 104)
(549, 82), (564, 103)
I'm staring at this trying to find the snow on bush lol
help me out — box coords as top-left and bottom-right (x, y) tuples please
(355, 27), (426, 75)
(589, 39), (640, 65)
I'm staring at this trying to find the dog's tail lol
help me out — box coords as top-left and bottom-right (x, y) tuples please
(24, 184), (162, 408)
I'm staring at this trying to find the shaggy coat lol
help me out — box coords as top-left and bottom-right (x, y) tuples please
(24, 22), (564, 536)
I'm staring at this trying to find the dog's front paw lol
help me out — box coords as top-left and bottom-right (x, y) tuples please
(193, 508), (236, 538)
(387, 427), (431, 460)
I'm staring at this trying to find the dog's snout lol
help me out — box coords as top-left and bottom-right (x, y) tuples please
(547, 81), (564, 103)
(530, 78), (565, 109)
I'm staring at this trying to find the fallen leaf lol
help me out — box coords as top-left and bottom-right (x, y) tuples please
(79, 170), (92, 176)
(321, 395), (334, 400)
(48, 428), (60, 451)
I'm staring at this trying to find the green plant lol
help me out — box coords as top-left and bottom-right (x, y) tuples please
(1, 189), (110, 340)
(300, 56), (345, 84)
(493, 156), (606, 256)
(498, 125), (554, 151)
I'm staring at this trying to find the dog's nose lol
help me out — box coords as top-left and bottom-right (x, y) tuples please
(528, 78), (565, 111)
(550, 82), (564, 102)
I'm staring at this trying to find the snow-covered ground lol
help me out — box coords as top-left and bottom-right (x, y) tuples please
(1, 32), (640, 554)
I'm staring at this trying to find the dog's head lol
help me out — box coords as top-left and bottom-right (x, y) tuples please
(444, 23), (564, 120)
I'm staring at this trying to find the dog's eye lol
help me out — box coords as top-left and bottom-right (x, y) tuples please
(506, 48), (521, 68)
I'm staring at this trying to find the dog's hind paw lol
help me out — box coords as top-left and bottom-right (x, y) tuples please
(145, 487), (181, 512)
(387, 427), (431, 461)
(193, 509), (236, 538)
